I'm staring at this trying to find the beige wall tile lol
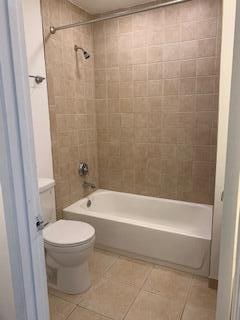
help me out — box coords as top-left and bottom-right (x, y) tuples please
(133, 64), (148, 80)
(134, 81), (148, 97)
(180, 78), (196, 95)
(163, 79), (179, 96)
(163, 43), (180, 61)
(164, 24), (181, 43)
(196, 57), (217, 76)
(181, 21), (196, 41)
(196, 76), (216, 94)
(119, 65), (133, 82)
(148, 29), (165, 46)
(180, 60), (196, 77)
(148, 46), (163, 63)
(164, 61), (180, 78)
(119, 16), (133, 33)
(198, 38), (217, 57)
(120, 82), (133, 98)
(148, 63), (163, 81)
(180, 40), (198, 59)
(196, 18), (217, 39)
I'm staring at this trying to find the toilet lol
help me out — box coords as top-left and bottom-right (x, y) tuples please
(38, 178), (95, 294)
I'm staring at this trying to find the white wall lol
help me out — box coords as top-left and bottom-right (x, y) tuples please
(210, 0), (237, 280)
(22, 0), (53, 179)
(0, 185), (16, 320)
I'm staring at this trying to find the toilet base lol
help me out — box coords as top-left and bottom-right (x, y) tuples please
(46, 254), (91, 294)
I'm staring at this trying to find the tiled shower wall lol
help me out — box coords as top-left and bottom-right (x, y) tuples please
(42, 0), (222, 211)
(41, 0), (98, 217)
(94, 0), (222, 204)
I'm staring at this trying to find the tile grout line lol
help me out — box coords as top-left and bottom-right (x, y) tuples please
(101, 254), (120, 275)
(75, 304), (115, 320)
(121, 264), (154, 320)
(64, 305), (78, 320)
(179, 275), (194, 320)
(48, 292), (79, 306)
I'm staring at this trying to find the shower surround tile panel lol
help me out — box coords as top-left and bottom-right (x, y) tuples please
(93, 0), (222, 204)
(42, 0), (221, 207)
(41, 0), (99, 217)
(48, 248), (217, 320)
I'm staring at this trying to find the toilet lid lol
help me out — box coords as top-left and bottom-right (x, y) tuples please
(43, 220), (95, 247)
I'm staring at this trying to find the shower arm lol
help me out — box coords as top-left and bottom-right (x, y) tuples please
(50, 0), (191, 34)
(74, 45), (84, 52)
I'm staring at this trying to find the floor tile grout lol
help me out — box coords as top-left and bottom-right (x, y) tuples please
(49, 249), (216, 320)
(121, 264), (154, 320)
(48, 291), (79, 306)
(75, 305), (115, 320)
(179, 276), (194, 320)
(101, 254), (120, 276)
(48, 292), (78, 306)
(65, 305), (78, 320)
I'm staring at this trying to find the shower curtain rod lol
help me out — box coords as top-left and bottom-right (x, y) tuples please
(50, 0), (191, 34)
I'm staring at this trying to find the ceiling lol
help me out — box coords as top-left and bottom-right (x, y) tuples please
(68, 0), (155, 15)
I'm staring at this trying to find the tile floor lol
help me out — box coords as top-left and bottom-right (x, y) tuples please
(49, 249), (217, 320)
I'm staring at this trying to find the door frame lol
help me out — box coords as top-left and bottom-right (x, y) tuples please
(0, 1), (49, 319)
(216, 0), (240, 318)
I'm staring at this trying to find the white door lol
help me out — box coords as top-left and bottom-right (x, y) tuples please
(0, 1), (49, 319)
(216, 0), (240, 318)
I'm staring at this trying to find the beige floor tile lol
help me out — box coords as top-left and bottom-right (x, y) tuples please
(187, 285), (217, 310)
(125, 290), (184, 320)
(48, 294), (76, 320)
(143, 267), (192, 302)
(181, 305), (216, 320)
(104, 257), (152, 288)
(67, 306), (111, 320)
(48, 286), (89, 305)
(89, 249), (119, 283)
(48, 249), (118, 304)
(79, 278), (139, 320)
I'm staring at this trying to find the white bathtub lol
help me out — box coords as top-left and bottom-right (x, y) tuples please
(63, 189), (213, 276)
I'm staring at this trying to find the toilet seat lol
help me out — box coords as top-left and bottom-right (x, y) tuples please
(43, 219), (95, 247)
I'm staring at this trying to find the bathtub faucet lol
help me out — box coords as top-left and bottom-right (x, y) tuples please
(83, 181), (96, 189)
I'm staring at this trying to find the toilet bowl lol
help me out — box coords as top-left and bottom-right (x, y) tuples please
(38, 178), (95, 294)
(43, 219), (95, 294)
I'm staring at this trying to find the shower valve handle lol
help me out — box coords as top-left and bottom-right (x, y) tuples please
(79, 162), (89, 176)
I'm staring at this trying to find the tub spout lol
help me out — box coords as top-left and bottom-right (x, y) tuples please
(83, 181), (96, 189)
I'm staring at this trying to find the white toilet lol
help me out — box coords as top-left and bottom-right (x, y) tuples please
(38, 178), (95, 294)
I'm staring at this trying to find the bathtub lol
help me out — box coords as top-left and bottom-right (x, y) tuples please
(63, 189), (212, 276)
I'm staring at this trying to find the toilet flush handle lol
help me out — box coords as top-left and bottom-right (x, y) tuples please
(36, 215), (48, 231)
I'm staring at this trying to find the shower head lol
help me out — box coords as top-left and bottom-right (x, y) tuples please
(74, 45), (90, 59)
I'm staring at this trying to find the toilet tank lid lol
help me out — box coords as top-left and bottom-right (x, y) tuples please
(38, 178), (55, 193)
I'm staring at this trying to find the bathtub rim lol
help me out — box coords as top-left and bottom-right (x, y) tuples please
(80, 189), (213, 210)
(63, 189), (213, 241)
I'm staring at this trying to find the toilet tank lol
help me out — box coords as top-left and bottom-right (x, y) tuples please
(38, 178), (56, 224)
